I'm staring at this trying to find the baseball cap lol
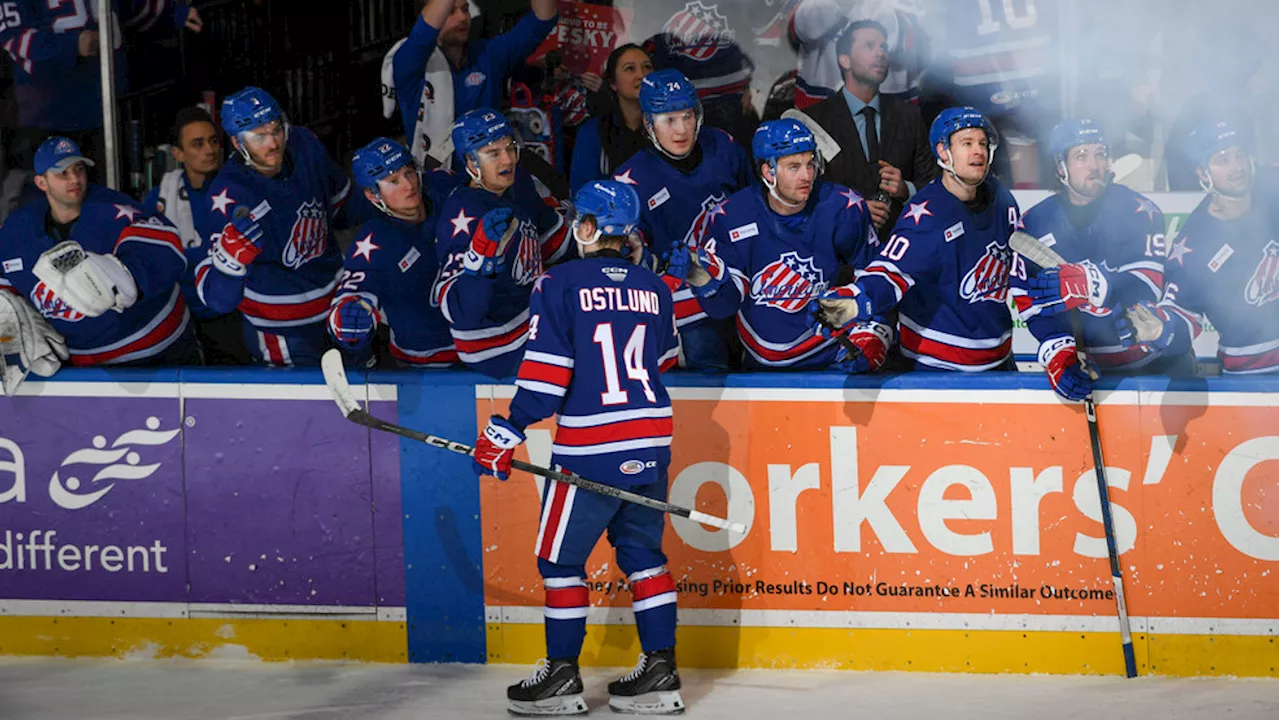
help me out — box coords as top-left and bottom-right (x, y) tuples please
(34, 136), (96, 175)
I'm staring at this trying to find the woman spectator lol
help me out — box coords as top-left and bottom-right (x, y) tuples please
(569, 44), (654, 192)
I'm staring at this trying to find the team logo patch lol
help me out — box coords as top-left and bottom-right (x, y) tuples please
(662, 1), (735, 61)
(511, 219), (544, 286)
(30, 281), (85, 322)
(750, 251), (826, 313)
(1244, 240), (1279, 307)
(465, 71), (486, 87)
(619, 460), (646, 475)
(681, 194), (727, 250)
(729, 222), (758, 242)
(282, 199), (328, 269)
(959, 241), (1012, 304)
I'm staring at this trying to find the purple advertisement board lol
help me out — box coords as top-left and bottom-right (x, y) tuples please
(0, 387), (403, 609)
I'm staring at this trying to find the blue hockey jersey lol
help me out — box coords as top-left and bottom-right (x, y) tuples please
(0, 0), (185, 131)
(193, 127), (353, 366)
(938, 0), (1056, 116)
(508, 253), (679, 488)
(0, 185), (189, 364)
(853, 176), (1023, 371)
(432, 167), (573, 378)
(1159, 169), (1279, 374)
(332, 169), (458, 368)
(1012, 184), (1167, 371)
(698, 182), (880, 368)
(612, 127), (752, 328)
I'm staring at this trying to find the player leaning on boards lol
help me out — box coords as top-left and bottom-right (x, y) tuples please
(326, 138), (459, 369)
(432, 108), (574, 379)
(194, 86), (360, 367)
(677, 118), (892, 372)
(811, 108), (1071, 386)
(0, 136), (196, 369)
(1140, 121), (1278, 375)
(472, 180), (683, 716)
(611, 68), (754, 371)
(1008, 118), (1190, 385)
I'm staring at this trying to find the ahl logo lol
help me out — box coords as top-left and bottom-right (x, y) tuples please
(283, 199), (328, 269)
(619, 459), (658, 475)
(511, 219), (544, 286)
(1244, 240), (1279, 307)
(750, 251), (826, 313)
(30, 281), (85, 322)
(0, 416), (181, 511)
(959, 241), (1012, 304)
(662, 1), (735, 62)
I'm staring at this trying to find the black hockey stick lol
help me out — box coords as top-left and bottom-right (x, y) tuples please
(320, 350), (747, 534)
(1009, 231), (1139, 677)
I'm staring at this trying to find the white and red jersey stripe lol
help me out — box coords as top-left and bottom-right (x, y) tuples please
(515, 350), (573, 397)
(898, 314), (1011, 372)
(3, 29), (35, 75)
(388, 329), (457, 368)
(736, 315), (832, 368)
(551, 406), (674, 457)
(659, 274), (709, 328)
(256, 330), (295, 367)
(449, 309), (529, 366)
(0, 276), (16, 295)
(200, 266), (339, 329)
(949, 37), (1051, 87)
(1219, 339), (1279, 375)
(1082, 341), (1163, 372)
(629, 567), (677, 613)
(68, 287), (190, 366)
(543, 576), (589, 620)
(115, 220), (184, 260)
(536, 478), (578, 563)
(857, 260), (916, 305)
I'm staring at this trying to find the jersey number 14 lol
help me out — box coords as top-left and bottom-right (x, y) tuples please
(593, 323), (656, 406)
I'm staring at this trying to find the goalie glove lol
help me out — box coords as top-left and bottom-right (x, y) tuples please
(1027, 260), (1111, 316)
(32, 241), (139, 318)
(834, 321), (893, 374)
(1040, 336), (1096, 402)
(0, 292), (69, 396)
(809, 285), (874, 337)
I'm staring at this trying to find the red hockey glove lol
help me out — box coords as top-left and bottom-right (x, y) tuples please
(1041, 336), (1095, 402)
(473, 415), (525, 481)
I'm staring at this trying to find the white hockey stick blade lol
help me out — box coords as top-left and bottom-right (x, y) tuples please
(689, 509), (747, 535)
(1110, 153), (1143, 183)
(782, 108), (841, 162)
(1010, 230), (1067, 269)
(321, 348), (362, 418)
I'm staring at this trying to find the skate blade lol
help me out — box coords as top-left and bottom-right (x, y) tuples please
(508, 694), (589, 716)
(608, 690), (685, 715)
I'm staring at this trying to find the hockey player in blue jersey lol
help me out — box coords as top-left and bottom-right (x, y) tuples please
(1011, 119), (1186, 380)
(432, 108), (574, 379)
(1140, 121), (1278, 375)
(472, 179), (682, 716)
(686, 118), (891, 371)
(327, 137), (458, 369)
(0, 136), (197, 366)
(611, 68), (753, 371)
(812, 108), (1095, 394)
(193, 87), (356, 367)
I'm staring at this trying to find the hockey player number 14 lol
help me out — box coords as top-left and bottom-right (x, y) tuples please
(593, 323), (656, 406)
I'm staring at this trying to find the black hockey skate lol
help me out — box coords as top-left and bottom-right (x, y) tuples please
(607, 647), (685, 715)
(507, 658), (589, 716)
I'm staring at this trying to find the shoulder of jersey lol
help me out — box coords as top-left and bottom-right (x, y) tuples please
(1104, 184), (1163, 228)
(700, 126), (737, 151)
(1020, 191), (1064, 232)
(814, 181), (866, 213)
(612, 152), (656, 189)
(894, 181), (952, 233)
(82, 188), (145, 225)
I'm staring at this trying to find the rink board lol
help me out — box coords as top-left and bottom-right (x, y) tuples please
(1, 369), (1276, 678)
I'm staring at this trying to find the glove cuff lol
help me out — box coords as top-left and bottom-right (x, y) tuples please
(1037, 335), (1076, 369)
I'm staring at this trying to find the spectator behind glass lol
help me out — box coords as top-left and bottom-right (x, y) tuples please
(142, 106), (249, 366)
(569, 44), (654, 193)
(387, 0), (558, 168)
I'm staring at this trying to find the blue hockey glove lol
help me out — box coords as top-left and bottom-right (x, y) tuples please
(809, 286), (874, 337)
(833, 321), (893, 374)
(684, 246), (730, 299)
(327, 295), (378, 353)
(463, 207), (516, 277)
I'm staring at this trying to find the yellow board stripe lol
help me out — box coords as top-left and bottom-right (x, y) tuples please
(0, 616), (407, 663)
(487, 623), (1278, 678)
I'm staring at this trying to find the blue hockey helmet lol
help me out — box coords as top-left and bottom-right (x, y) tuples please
(572, 180), (640, 245)
(221, 86), (284, 137)
(451, 108), (515, 162)
(639, 69), (700, 117)
(352, 137), (415, 193)
(1188, 120), (1245, 167)
(1049, 118), (1109, 164)
(929, 106), (998, 160)
(752, 119), (819, 166)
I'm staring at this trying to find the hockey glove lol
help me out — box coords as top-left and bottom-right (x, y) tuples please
(1027, 260), (1111, 316)
(473, 415), (525, 481)
(33, 242), (139, 317)
(1123, 301), (1179, 353)
(1041, 336), (1095, 402)
(327, 295), (378, 353)
(684, 247), (730, 299)
(463, 207), (517, 277)
(663, 238), (692, 285)
(810, 285), (874, 337)
(211, 213), (264, 277)
(0, 291), (68, 396)
(834, 321), (893, 374)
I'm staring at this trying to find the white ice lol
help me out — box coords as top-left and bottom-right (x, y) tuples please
(0, 658), (1274, 720)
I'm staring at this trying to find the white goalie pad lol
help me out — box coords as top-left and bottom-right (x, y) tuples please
(0, 291), (69, 396)
(32, 241), (139, 318)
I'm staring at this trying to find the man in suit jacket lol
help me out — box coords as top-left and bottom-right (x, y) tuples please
(803, 19), (936, 240)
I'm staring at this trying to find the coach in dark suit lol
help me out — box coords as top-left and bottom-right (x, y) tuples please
(804, 20), (935, 239)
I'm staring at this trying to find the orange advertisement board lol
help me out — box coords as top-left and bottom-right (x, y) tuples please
(479, 386), (1278, 675)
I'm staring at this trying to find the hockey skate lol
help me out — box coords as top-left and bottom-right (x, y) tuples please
(507, 658), (589, 716)
(607, 647), (685, 715)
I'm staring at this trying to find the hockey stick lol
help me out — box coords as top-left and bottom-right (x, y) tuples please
(1008, 230), (1139, 678)
(782, 108), (841, 162)
(320, 350), (747, 535)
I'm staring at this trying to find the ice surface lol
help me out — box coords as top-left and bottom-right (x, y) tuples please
(0, 658), (1274, 720)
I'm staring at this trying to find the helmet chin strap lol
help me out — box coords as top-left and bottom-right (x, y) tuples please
(466, 153), (513, 195)
(571, 218), (603, 247)
(1200, 157), (1255, 198)
(937, 146), (992, 187)
(763, 163), (804, 209)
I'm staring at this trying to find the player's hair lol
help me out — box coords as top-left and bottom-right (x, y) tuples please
(172, 106), (216, 147)
(836, 19), (889, 59)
